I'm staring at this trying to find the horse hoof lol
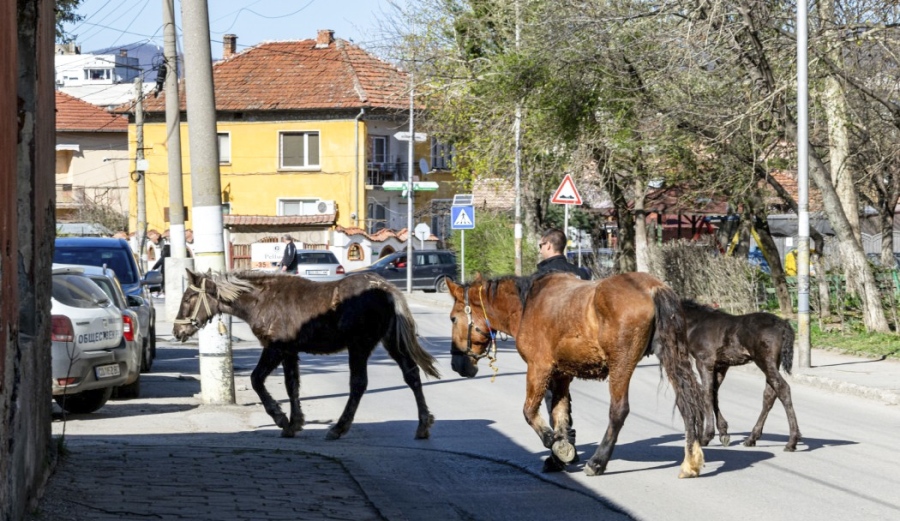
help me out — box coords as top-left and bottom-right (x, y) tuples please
(583, 460), (604, 477)
(678, 468), (700, 479)
(743, 439), (756, 447)
(542, 456), (566, 473)
(551, 440), (576, 464)
(280, 428), (295, 438)
(414, 428), (431, 440)
(784, 445), (797, 452)
(720, 435), (731, 447)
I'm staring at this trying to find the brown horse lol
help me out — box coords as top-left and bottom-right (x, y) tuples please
(173, 269), (440, 440)
(681, 299), (801, 451)
(447, 272), (706, 478)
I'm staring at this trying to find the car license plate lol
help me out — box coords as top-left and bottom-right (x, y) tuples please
(95, 364), (120, 379)
(307, 270), (328, 275)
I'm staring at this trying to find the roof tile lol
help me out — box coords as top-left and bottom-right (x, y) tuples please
(56, 91), (128, 132)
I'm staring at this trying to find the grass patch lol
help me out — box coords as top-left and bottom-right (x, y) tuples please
(810, 323), (900, 359)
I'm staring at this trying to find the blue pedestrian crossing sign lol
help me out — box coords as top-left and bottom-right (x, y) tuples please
(451, 205), (475, 230)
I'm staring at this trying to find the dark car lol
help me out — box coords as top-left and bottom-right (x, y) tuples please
(54, 237), (162, 371)
(351, 250), (457, 292)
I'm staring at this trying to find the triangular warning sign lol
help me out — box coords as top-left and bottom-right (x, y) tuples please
(551, 174), (583, 205)
(453, 208), (473, 226)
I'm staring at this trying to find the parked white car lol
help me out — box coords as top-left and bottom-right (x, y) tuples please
(51, 265), (135, 413)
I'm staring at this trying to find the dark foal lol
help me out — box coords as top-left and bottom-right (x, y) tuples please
(682, 300), (801, 451)
(173, 269), (440, 440)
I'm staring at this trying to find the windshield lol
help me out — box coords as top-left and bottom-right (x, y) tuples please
(52, 274), (112, 308)
(53, 248), (139, 284)
(89, 277), (124, 308)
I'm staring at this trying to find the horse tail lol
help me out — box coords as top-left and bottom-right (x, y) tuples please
(385, 285), (441, 379)
(652, 286), (705, 463)
(780, 319), (795, 375)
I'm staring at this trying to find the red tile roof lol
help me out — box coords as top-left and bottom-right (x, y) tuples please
(143, 35), (409, 113)
(335, 226), (435, 242)
(223, 214), (335, 226)
(55, 91), (128, 132)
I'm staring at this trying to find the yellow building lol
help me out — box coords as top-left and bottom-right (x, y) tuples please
(128, 30), (456, 260)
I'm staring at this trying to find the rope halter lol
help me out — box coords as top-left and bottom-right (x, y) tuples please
(173, 278), (214, 328)
(463, 284), (499, 380)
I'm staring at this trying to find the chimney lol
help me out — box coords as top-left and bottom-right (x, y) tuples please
(315, 29), (334, 49)
(223, 34), (237, 59)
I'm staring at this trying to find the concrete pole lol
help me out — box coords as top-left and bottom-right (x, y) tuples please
(513, 0), (523, 276)
(406, 60), (414, 293)
(182, 0), (234, 404)
(797, 2), (811, 368)
(134, 77), (148, 273)
(162, 0), (192, 321)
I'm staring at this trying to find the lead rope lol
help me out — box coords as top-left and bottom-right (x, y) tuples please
(478, 286), (499, 382)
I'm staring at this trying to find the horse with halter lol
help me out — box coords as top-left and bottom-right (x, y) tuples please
(447, 271), (706, 478)
(173, 269), (440, 440)
(681, 299), (801, 450)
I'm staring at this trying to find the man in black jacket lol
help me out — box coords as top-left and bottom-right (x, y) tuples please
(536, 228), (591, 280)
(279, 234), (298, 274)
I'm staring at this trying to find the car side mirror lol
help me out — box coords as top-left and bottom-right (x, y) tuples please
(142, 270), (163, 286)
(126, 295), (144, 307)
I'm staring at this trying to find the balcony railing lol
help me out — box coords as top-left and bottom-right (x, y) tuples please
(366, 162), (409, 186)
(56, 184), (86, 209)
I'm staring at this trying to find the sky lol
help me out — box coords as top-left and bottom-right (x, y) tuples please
(64, 0), (405, 58)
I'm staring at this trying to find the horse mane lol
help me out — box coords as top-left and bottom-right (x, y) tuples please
(681, 298), (722, 315)
(206, 270), (268, 302)
(475, 273), (542, 309)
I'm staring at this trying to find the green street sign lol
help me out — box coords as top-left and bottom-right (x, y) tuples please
(383, 181), (439, 191)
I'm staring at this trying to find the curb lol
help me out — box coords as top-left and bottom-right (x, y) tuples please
(789, 373), (900, 406)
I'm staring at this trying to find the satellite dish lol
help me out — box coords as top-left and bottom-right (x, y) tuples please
(419, 158), (430, 175)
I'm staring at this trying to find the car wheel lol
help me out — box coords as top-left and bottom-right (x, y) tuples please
(53, 387), (113, 414)
(140, 336), (153, 373)
(148, 320), (157, 362)
(113, 372), (141, 400)
(435, 277), (450, 293)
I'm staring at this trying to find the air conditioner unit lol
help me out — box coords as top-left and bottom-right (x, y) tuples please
(315, 200), (336, 214)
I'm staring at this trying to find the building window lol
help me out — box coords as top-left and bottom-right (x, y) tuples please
(280, 131), (320, 169)
(218, 132), (231, 164)
(348, 243), (364, 261)
(366, 202), (387, 234)
(278, 198), (318, 216)
(431, 139), (454, 170)
(370, 136), (388, 164)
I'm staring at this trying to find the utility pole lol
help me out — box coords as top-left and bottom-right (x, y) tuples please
(182, 0), (234, 404)
(162, 0), (191, 321)
(406, 23), (415, 294)
(797, 1), (811, 368)
(513, 0), (523, 276)
(134, 77), (147, 273)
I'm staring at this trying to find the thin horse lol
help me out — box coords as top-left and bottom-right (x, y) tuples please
(681, 299), (801, 451)
(447, 272), (706, 478)
(173, 269), (440, 440)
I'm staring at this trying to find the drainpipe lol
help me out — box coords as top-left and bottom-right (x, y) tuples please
(354, 108), (366, 228)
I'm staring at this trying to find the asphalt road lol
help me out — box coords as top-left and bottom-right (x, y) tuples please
(42, 294), (900, 521)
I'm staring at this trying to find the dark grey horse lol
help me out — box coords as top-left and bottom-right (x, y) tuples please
(173, 269), (440, 440)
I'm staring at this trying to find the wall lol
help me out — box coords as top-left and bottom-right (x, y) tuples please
(1, 1), (55, 519)
(56, 131), (130, 214)
(130, 117), (366, 232)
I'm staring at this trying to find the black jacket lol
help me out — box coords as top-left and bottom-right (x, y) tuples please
(536, 254), (591, 280)
(280, 241), (298, 273)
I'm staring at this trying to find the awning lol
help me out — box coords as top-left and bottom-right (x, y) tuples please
(56, 144), (80, 152)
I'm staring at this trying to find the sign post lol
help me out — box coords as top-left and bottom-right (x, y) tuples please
(451, 194), (475, 283)
(550, 174), (583, 239)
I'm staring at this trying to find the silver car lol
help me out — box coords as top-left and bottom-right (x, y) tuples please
(50, 265), (136, 414)
(294, 249), (346, 282)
